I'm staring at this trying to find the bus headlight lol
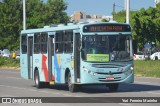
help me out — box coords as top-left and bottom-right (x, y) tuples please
(83, 66), (90, 72)
(83, 66), (96, 76)
(84, 68), (89, 72)
(130, 66), (134, 71)
(92, 72), (96, 76)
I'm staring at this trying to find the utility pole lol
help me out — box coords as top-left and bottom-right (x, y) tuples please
(124, 0), (126, 10)
(113, 3), (115, 21)
(23, 0), (26, 30)
(126, 0), (130, 24)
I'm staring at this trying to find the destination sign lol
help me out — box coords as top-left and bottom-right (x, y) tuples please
(83, 24), (131, 32)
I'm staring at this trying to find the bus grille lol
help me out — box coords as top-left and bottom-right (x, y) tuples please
(95, 72), (123, 75)
(92, 64), (126, 68)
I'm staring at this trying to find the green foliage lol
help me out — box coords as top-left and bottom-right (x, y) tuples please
(114, 4), (160, 48)
(0, 57), (20, 67)
(134, 60), (160, 78)
(0, 0), (22, 50)
(0, 0), (69, 50)
(101, 19), (109, 22)
(113, 10), (126, 23)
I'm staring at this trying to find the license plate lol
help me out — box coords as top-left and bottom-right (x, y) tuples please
(106, 76), (114, 80)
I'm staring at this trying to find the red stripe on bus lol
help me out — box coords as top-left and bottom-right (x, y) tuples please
(52, 74), (55, 80)
(42, 55), (49, 82)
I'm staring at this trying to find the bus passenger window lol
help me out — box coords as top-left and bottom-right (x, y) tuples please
(63, 30), (73, 53)
(55, 43), (63, 53)
(55, 31), (63, 53)
(41, 32), (48, 54)
(21, 35), (27, 54)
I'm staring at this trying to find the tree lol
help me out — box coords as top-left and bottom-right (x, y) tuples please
(45, 0), (69, 24)
(0, 0), (69, 50)
(113, 10), (126, 23)
(26, 0), (69, 29)
(0, 0), (22, 50)
(101, 19), (109, 22)
(114, 4), (160, 49)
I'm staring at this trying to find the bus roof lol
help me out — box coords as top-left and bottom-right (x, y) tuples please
(21, 22), (130, 34)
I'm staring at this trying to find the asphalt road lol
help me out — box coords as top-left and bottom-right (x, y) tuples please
(0, 68), (160, 106)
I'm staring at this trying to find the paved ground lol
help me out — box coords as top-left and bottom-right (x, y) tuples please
(0, 68), (160, 106)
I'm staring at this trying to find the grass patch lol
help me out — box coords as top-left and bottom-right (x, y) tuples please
(134, 60), (160, 78)
(0, 57), (20, 68)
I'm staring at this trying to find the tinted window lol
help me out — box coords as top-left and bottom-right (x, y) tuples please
(34, 32), (48, 54)
(64, 30), (73, 53)
(41, 32), (48, 53)
(55, 30), (73, 53)
(34, 33), (41, 53)
(55, 31), (63, 53)
(21, 35), (27, 54)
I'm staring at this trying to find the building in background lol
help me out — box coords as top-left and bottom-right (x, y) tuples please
(71, 11), (86, 22)
(71, 11), (113, 22)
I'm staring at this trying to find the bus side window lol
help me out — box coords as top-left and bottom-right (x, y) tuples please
(21, 35), (27, 54)
(34, 33), (41, 54)
(55, 31), (63, 53)
(41, 32), (48, 54)
(64, 30), (73, 53)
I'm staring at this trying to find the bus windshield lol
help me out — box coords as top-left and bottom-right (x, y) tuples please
(81, 35), (133, 62)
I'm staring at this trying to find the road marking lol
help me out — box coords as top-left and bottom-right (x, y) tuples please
(74, 95), (83, 97)
(0, 84), (77, 97)
(134, 81), (151, 84)
(0, 70), (19, 74)
(118, 103), (132, 106)
(136, 77), (160, 80)
(0, 84), (38, 92)
(147, 91), (160, 95)
(62, 94), (73, 96)
(0, 94), (15, 97)
(6, 77), (22, 80)
(134, 81), (160, 85)
(38, 90), (61, 95)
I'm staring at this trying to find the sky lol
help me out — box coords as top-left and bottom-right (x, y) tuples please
(65, 0), (155, 16)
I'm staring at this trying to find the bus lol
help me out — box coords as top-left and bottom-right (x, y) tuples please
(20, 22), (134, 92)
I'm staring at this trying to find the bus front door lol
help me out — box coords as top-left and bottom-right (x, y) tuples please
(74, 33), (81, 83)
(48, 35), (55, 84)
(28, 36), (33, 79)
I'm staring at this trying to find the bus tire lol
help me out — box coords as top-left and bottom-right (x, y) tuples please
(67, 72), (76, 92)
(107, 83), (119, 92)
(155, 56), (158, 60)
(34, 71), (43, 88)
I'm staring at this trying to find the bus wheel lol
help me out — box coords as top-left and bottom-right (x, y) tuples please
(107, 83), (119, 92)
(67, 72), (76, 92)
(155, 56), (158, 60)
(34, 71), (43, 88)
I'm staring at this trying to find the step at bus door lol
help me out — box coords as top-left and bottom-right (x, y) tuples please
(74, 33), (81, 83)
(48, 33), (55, 83)
(28, 36), (33, 79)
